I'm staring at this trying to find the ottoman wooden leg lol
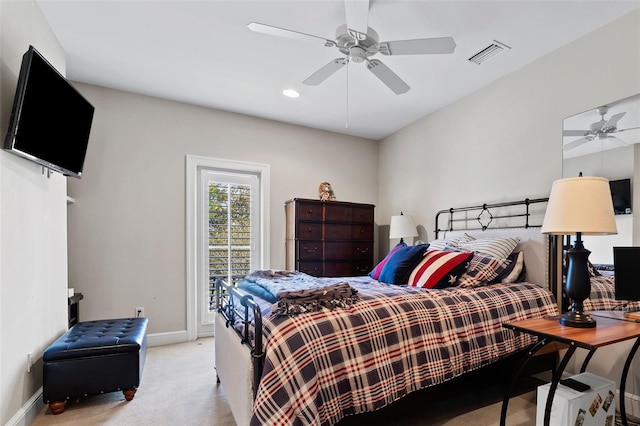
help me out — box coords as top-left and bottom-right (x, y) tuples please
(123, 388), (137, 401)
(49, 401), (66, 415)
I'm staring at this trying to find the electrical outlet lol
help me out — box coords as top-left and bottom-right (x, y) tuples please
(135, 307), (145, 318)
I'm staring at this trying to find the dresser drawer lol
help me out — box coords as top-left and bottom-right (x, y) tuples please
(324, 241), (353, 259)
(352, 261), (373, 276)
(352, 242), (373, 259)
(352, 225), (373, 240)
(324, 242), (373, 259)
(324, 204), (352, 222)
(297, 201), (323, 221)
(352, 206), (374, 224)
(323, 262), (354, 277)
(297, 241), (322, 260)
(298, 261), (323, 277)
(324, 223), (352, 240)
(296, 223), (322, 239)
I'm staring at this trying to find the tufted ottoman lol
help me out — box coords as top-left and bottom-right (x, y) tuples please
(43, 317), (148, 414)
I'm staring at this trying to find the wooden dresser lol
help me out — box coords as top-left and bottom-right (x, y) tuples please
(285, 198), (375, 277)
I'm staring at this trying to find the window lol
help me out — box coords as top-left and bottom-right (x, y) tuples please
(186, 155), (270, 339)
(204, 173), (256, 312)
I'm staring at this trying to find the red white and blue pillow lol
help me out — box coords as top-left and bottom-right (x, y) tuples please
(408, 249), (474, 289)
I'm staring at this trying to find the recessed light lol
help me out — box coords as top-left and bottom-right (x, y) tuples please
(283, 89), (300, 98)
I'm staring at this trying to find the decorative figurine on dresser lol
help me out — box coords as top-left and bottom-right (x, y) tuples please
(285, 198), (375, 277)
(318, 181), (337, 201)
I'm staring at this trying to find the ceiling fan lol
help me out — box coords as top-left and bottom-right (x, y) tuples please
(247, 0), (456, 95)
(563, 105), (640, 151)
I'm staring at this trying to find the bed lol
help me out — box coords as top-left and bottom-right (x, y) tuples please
(214, 198), (563, 425)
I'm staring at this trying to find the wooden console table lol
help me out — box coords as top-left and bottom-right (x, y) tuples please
(501, 311), (640, 426)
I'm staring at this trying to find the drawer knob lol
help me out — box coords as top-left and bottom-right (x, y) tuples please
(357, 247), (369, 253)
(304, 246), (318, 253)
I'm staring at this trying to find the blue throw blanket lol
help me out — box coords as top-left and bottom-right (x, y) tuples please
(239, 270), (359, 316)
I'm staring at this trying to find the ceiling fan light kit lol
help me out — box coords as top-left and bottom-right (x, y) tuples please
(248, 0), (456, 95)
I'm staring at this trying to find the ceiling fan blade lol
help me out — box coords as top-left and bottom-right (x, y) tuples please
(563, 137), (591, 151)
(563, 130), (589, 137)
(609, 136), (628, 146)
(617, 126), (640, 133)
(379, 37), (456, 55)
(247, 22), (336, 47)
(344, 0), (369, 38)
(366, 59), (410, 95)
(601, 112), (626, 131)
(303, 58), (348, 86)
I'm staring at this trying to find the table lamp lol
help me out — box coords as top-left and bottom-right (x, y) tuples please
(541, 176), (617, 328)
(389, 212), (418, 244)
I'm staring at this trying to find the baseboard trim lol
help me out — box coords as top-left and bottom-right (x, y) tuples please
(147, 329), (188, 346)
(621, 390), (640, 420)
(6, 386), (44, 426)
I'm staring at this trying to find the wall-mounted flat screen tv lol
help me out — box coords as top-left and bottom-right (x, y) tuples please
(610, 178), (631, 215)
(3, 45), (94, 178)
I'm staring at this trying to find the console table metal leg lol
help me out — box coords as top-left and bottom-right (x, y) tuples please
(544, 344), (576, 426)
(620, 337), (640, 426)
(580, 348), (597, 373)
(500, 338), (549, 426)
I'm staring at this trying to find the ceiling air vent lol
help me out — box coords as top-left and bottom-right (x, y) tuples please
(468, 40), (511, 65)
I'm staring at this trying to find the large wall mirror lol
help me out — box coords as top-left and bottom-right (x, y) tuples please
(563, 93), (640, 264)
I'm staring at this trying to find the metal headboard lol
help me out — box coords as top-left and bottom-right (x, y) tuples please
(433, 197), (561, 309)
(435, 197), (549, 238)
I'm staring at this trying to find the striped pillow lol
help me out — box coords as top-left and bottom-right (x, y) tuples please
(455, 237), (520, 259)
(427, 233), (475, 251)
(408, 250), (474, 289)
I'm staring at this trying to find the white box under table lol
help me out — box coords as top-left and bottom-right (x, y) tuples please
(536, 372), (616, 426)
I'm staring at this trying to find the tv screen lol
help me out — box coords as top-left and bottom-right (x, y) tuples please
(610, 178), (631, 215)
(3, 45), (94, 178)
(614, 247), (640, 301)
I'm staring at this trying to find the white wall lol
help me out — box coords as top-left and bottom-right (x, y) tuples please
(378, 6), (640, 413)
(66, 85), (378, 336)
(0, 1), (69, 424)
(379, 9), (640, 249)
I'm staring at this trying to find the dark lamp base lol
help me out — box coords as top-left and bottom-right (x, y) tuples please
(559, 311), (596, 328)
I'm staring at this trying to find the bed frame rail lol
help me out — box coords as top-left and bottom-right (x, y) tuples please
(215, 278), (264, 398)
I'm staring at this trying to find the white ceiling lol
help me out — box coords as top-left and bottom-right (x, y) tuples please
(36, 0), (640, 141)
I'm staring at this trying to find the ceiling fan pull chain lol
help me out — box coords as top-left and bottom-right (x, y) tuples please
(345, 61), (350, 129)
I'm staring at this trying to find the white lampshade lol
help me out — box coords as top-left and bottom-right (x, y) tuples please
(541, 176), (618, 236)
(389, 213), (418, 240)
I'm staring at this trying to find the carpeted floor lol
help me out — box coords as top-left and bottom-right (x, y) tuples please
(31, 338), (234, 426)
(28, 336), (634, 425)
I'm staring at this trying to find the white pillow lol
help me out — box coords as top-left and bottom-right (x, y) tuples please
(427, 233), (475, 251)
(455, 237), (520, 259)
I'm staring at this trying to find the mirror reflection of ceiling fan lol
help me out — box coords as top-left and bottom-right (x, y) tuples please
(247, 0), (456, 95)
(563, 105), (640, 151)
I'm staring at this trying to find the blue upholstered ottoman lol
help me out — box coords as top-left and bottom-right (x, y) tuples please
(43, 317), (148, 414)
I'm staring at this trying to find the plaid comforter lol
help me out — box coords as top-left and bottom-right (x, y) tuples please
(584, 275), (640, 311)
(247, 277), (558, 426)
